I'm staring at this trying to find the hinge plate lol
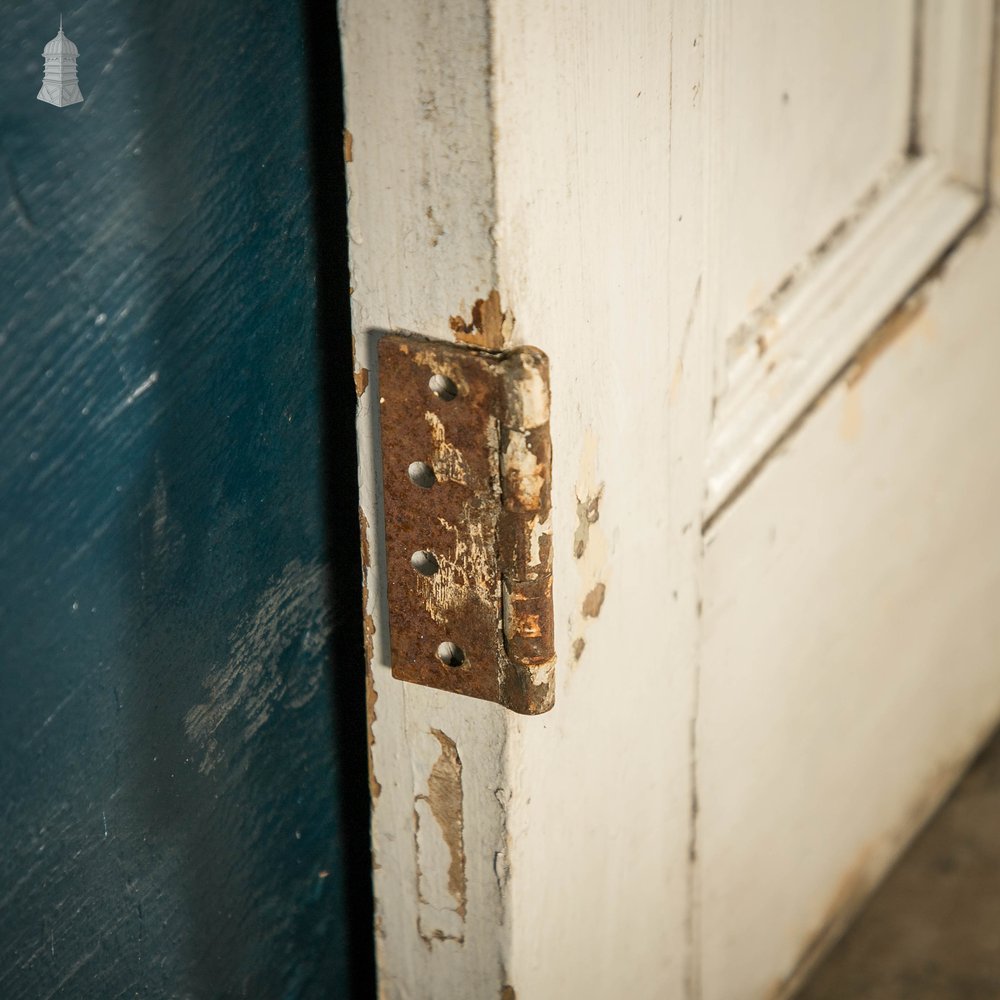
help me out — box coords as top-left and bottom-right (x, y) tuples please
(377, 333), (555, 714)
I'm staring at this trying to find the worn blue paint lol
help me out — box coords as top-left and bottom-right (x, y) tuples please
(0, 2), (367, 997)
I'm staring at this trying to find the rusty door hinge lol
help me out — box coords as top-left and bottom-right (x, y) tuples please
(377, 333), (555, 715)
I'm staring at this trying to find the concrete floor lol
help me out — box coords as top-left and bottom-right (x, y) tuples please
(797, 726), (1000, 999)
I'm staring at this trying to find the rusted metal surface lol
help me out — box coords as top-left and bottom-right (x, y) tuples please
(377, 333), (555, 714)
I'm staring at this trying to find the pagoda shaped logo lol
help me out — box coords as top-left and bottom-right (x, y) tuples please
(38, 16), (84, 108)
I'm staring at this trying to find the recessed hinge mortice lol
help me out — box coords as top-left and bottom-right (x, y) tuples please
(377, 332), (555, 715)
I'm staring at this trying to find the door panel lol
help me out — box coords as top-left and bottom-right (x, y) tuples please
(712, 0), (914, 342)
(707, 0), (994, 513)
(341, 1), (1000, 998)
(699, 224), (1000, 999)
(0, 4), (366, 997)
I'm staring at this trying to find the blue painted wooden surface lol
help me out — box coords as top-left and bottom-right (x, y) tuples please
(0, 2), (368, 996)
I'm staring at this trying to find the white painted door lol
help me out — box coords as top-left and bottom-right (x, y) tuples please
(340, 2), (1000, 998)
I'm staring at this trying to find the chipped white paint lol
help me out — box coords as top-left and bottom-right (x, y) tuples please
(501, 432), (543, 506)
(503, 362), (549, 430)
(417, 514), (494, 623)
(527, 514), (548, 571)
(184, 558), (329, 773)
(424, 410), (470, 485)
(126, 371), (158, 404)
(342, 1), (1000, 998)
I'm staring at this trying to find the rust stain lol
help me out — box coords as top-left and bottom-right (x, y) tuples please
(839, 298), (927, 444)
(354, 367), (369, 398)
(500, 988), (517, 1000)
(572, 433), (609, 665)
(840, 384), (863, 443)
(582, 582), (606, 619)
(768, 844), (875, 1000)
(845, 298), (927, 389)
(343, 128), (353, 163)
(449, 289), (513, 349)
(358, 506), (380, 801)
(417, 729), (467, 920)
(772, 744), (994, 999)
(425, 206), (444, 247)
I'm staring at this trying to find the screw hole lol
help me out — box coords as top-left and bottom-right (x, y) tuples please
(429, 373), (458, 401)
(407, 461), (436, 489)
(410, 550), (439, 576)
(437, 641), (465, 668)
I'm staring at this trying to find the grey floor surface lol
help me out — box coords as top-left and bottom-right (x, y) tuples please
(797, 726), (1000, 999)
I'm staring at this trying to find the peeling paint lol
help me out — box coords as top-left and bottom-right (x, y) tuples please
(449, 289), (514, 350)
(358, 507), (380, 801)
(354, 366), (369, 398)
(572, 432), (609, 664)
(492, 785), (512, 897)
(365, 665), (381, 803)
(424, 409), (470, 484)
(415, 729), (467, 945)
(358, 507), (376, 666)
(573, 486), (603, 559)
(582, 582), (606, 618)
(845, 298), (928, 389)
(502, 430), (545, 508)
(840, 298), (928, 443)
(343, 128), (353, 163)
(503, 356), (549, 430)
(416, 508), (494, 623)
(423, 729), (466, 919)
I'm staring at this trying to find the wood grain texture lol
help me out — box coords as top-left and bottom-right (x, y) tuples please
(0, 3), (365, 997)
